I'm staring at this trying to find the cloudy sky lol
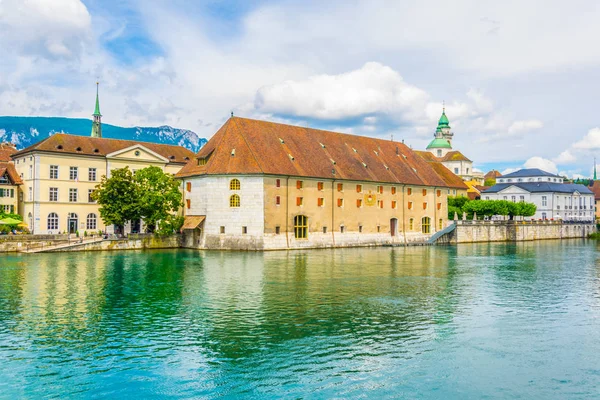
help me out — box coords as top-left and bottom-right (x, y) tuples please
(1, 0), (599, 177)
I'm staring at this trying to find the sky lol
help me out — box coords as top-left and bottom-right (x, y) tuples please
(1, 0), (600, 177)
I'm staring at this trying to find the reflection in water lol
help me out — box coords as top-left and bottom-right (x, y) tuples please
(1, 241), (599, 399)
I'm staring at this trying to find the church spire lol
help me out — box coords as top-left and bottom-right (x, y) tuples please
(91, 82), (102, 138)
(594, 157), (597, 180)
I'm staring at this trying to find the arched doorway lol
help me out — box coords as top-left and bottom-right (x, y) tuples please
(390, 218), (398, 236)
(68, 213), (78, 234)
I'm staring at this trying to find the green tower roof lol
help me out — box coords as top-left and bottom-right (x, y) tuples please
(437, 109), (450, 129)
(93, 82), (101, 116)
(426, 138), (452, 149)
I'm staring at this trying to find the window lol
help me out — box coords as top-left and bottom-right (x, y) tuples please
(275, 226), (281, 235)
(186, 199), (191, 209)
(437, 149), (442, 157)
(423, 202), (427, 210)
(436, 190), (441, 197)
(392, 200), (397, 209)
(323, 226), (328, 234)
(454, 168), (459, 174)
(408, 201), (413, 210)
(242, 226), (247, 234)
(437, 203), (441, 210)
(230, 179), (240, 190)
(296, 180), (303, 189)
(422, 189), (427, 196)
(407, 188), (412, 195)
(520, 195), (525, 202)
(49, 187), (58, 202)
(356, 184), (362, 193)
(377, 225), (381, 233)
(47, 213), (59, 230)
(317, 197), (324, 207)
(503, 196), (507, 200)
(88, 168), (97, 181)
(86, 213), (97, 230)
(276, 196), (281, 205)
(230, 194), (240, 207)
(198, 158), (207, 166)
(294, 215), (308, 239)
(337, 183), (343, 192)
(377, 185), (383, 194)
(409, 218), (414, 230)
(0, 175), (7, 184)
(296, 197), (303, 206)
(466, 168), (470, 174)
(511, 196), (516, 203)
(357, 199), (363, 208)
(391, 187), (397, 195)
(422, 217), (431, 234)
(69, 167), (78, 180)
(50, 165), (58, 179)
(337, 198), (344, 207)
(276, 179), (281, 188)
(69, 188), (77, 202)
(317, 182), (324, 191)
(439, 219), (443, 230)
(186, 182), (192, 192)
(220, 226), (225, 234)
(542, 212), (547, 220)
(542, 196), (547, 206)
(88, 189), (95, 203)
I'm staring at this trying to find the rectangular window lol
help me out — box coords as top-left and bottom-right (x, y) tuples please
(186, 199), (191, 209)
(317, 197), (324, 207)
(357, 199), (363, 208)
(409, 218), (414, 230)
(49, 187), (58, 202)
(69, 167), (78, 180)
(437, 190), (441, 197)
(391, 187), (397, 195)
(542, 196), (547, 206)
(377, 225), (381, 233)
(220, 226), (225, 234)
(408, 201), (413, 210)
(340, 226), (345, 233)
(186, 182), (192, 192)
(28, 187), (32, 201)
(407, 188), (412, 195)
(88, 189), (95, 203)
(50, 165), (58, 179)
(296, 197), (303, 206)
(337, 198), (344, 207)
(242, 226), (247, 234)
(520, 195), (525, 202)
(392, 200), (397, 209)
(437, 202), (441, 210)
(296, 180), (303, 189)
(276, 179), (281, 188)
(337, 183), (343, 192)
(377, 185), (383, 194)
(511, 196), (516, 203)
(88, 168), (97, 181)
(317, 182), (324, 191)
(422, 189), (427, 196)
(276, 196), (281, 205)
(454, 168), (459, 174)
(377, 200), (383, 209)
(29, 165), (32, 179)
(323, 226), (328, 234)
(356, 184), (362, 193)
(358, 225), (363, 233)
(423, 202), (427, 210)
(69, 188), (77, 202)
(275, 226), (281, 235)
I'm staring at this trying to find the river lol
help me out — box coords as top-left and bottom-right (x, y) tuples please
(1, 241), (599, 399)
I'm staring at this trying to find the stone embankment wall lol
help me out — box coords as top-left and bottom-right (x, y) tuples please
(48, 234), (182, 252)
(0, 234), (69, 253)
(438, 221), (595, 244)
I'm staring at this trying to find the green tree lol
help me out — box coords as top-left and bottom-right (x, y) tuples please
(484, 178), (496, 187)
(134, 166), (183, 233)
(91, 167), (140, 234)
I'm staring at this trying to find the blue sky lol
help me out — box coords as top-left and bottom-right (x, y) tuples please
(1, 0), (600, 178)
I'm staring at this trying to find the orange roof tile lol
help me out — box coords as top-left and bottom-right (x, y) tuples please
(588, 181), (600, 200)
(177, 117), (468, 189)
(12, 133), (195, 164)
(0, 143), (17, 162)
(0, 162), (22, 185)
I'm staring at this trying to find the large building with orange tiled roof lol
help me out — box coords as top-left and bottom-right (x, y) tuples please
(0, 142), (22, 214)
(177, 116), (468, 250)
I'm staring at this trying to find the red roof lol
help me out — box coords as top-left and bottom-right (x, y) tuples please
(589, 181), (600, 200)
(177, 117), (468, 189)
(0, 162), (22, 185)
(0, 143), (17, 162)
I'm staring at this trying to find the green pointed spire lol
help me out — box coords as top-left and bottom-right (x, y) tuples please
(91, 82), (102, 138)
(437, 103), (450, 129)
(594, 157), (597, 180)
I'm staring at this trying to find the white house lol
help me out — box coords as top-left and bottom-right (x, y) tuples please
(481, 168), (594, 221)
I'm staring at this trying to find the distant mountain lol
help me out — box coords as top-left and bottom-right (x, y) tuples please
(0, 116), (206, 152)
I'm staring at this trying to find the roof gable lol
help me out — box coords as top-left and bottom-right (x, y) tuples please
(106, 144), (169, 163)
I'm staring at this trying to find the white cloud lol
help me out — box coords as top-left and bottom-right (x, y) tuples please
(553, 150), (577, 164)
(572, 127), (600, 150)
(508, 120), (544, 134)
(501, 167), (519, 175)
(524, 156), (558, 174)
(254, 62), (429, 121)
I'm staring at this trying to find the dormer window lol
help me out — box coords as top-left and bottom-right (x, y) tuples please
(93, 148), (99, 153)
(76, 147), (82, 152)
(56, 145), (63, 150)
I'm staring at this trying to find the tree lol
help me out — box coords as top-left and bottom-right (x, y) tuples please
(484, 178), (496, 187)
(91, 167), (140, 234)
(134, 166), (183, 233)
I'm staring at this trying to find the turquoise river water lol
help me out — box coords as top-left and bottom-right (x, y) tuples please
(1, 241), (599, 399)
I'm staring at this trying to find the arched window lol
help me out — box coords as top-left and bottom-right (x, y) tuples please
(229, 179), (241, 190)
(48, 213), (59, 230)
(422, 217), (431, 234)
(409, 218), (414, 231)
(87, 213), (97, 230)
(230, 194), (240, 208)
(294, 215), (308, 239)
